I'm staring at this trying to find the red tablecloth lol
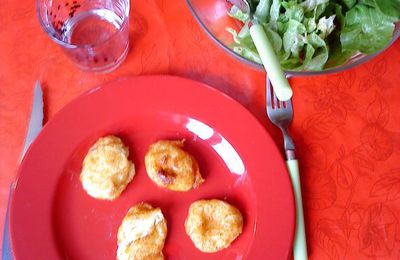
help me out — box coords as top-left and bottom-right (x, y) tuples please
(1, 0), (400, 259)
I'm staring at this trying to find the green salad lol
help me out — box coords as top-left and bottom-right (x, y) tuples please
(227, 0), (400, 71)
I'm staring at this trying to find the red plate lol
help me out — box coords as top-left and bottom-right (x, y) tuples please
(10, 76), (294, 259)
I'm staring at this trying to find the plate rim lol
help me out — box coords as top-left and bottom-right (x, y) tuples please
(10, 75), (295, 259)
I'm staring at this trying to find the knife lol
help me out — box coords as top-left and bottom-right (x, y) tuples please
(21, 81), (44, 158)
(2, 81), (43, 260)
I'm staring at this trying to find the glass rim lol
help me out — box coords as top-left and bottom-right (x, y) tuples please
(36, 0), (130, 50)
(186, 0), (400, 77)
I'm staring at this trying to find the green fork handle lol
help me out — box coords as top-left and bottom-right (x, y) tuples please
(249, 23), (293, 101)
(287, 159), (308, 260)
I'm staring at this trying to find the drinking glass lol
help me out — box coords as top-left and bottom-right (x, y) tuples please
(37, 0), (130, 73)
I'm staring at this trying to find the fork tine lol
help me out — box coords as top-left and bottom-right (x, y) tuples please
(274, 92), (280, 109)
(270, 79), (281, 109)
(266, 76), (272, 108)
(285, 96), (293, 112)
(268, 76), (293, 112)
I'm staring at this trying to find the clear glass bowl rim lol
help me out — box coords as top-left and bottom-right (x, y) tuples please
(186, 0), (400, 76)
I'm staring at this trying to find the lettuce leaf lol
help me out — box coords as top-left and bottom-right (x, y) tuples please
(228, 5), (250, 23)
(227, 0), (400, 71)
(283, 19), (306, 58)
(255, 0), (272, 22)
(341, 4), (395, 54)
(374, 0), (400, 19)
(342, 0), (357, 9)
(300, 0), (329, 12)
(317, 15), (336, 39)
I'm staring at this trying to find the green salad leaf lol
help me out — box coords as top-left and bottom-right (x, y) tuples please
(358, 0), (400, 19)
(228, 5), (250, 22)
(342, 0), (357, 9)
(255, 0), (272, 22)
(227, 0), (400, 71)
(283, 19), (306, 58)
(341, 4), (395, 54)
(374, 0), (400, 19)
(301, 0), (329, 12)
(270, 0), (281, 23)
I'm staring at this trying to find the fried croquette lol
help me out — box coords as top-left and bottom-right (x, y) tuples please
(117, 203), (167, 260)
(185, 199), (243, 253)
(144, 139), (204, 191)
(80, 135), (135, 200)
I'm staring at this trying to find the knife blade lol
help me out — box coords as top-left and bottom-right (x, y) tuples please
(2, 81), (44, 260)
(21, 81), (44, 158)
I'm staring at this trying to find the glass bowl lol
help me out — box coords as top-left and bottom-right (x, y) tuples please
(186, 0), (400, 76)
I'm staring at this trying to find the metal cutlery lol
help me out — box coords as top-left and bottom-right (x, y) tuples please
(266, 77), (307, 260)
(2, 81), (44, 260)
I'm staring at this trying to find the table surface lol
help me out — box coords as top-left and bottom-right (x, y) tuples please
(1, 0), (400, 259)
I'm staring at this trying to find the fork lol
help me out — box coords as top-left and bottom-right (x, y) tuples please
(266, 77), (308, 260)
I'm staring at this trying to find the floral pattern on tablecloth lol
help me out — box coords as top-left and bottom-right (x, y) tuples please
(0, 0), (399, 258)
